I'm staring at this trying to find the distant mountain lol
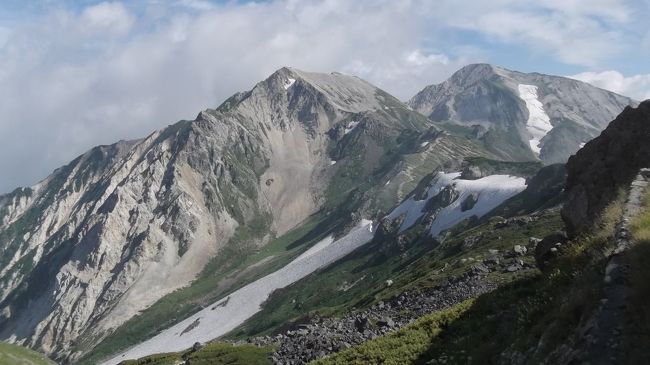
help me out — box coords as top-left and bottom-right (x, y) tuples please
(0, 67), (492, 363)
(409, 64), (636, 164)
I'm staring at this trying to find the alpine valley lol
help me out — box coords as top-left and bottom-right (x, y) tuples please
(1, 64), (648, 365)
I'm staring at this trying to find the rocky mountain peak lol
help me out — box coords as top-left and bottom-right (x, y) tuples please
(408, 64), (636, 164)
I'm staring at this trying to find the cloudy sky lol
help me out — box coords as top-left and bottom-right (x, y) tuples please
(0, 0), (648, 193)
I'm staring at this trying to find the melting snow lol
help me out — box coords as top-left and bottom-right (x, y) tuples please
(518, 84), (552, 155)
(344, 121), (359, 135)
(284, 78), (296, 90)
(295, 236), (334, 262)
(386, 172), (526, 236)
(102, 220), (375, 365)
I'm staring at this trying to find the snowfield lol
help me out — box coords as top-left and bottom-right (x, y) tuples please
(518, 84), (552, 155)
(101, 220), (375, 365)
(344, 121), (359, 134)
(284, 78), (296, 90)
(386, 172), (526, 236)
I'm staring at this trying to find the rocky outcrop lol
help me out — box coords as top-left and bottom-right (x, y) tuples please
(534, 231), (568, 271)
(562, 100), (650, 237)
(409, 64), (636, 164)
(245, 274), (498, 364)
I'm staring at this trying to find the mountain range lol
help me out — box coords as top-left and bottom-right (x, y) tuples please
(0, 64), (638, 364)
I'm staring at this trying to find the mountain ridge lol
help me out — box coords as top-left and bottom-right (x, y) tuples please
(408, 63), (637, 164)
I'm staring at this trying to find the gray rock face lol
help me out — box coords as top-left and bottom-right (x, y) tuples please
(562, 100), (650, 237)
(409, 64), (636, 164)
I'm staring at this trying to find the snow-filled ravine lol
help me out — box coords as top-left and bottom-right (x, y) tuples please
(386, 172), (527, 236)
(517, 84), (552, 155)
(101, 220), (375, 365)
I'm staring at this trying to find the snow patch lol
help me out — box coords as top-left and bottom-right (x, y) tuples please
(330, 160), (337, 165)
(579, 142), (585, 149)
(420, 141), (430, 148)
(344, 121), (359, 135)
(102, 219), (375, 365)
(284, 78), (296, 90)
(295, 236), (334, 262)
(517, 84), (552, 155)
(386, 172), (526, 236)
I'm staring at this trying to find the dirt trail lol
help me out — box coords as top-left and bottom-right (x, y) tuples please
(583, 168), (650, 364)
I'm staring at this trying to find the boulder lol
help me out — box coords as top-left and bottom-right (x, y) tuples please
(513, 245), (527, 255)
(534, 231), (568, 271)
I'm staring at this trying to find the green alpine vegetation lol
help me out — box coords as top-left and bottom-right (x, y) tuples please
(120, 343), (273, 365)
(0, 342), (57, 365)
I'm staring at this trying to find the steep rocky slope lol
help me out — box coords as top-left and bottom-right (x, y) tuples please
(562, 100), (650, 237)
(409, 64), (636, 164)
(0, 67), (490, 363)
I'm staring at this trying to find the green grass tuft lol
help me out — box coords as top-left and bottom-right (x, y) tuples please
(120, 342), (273, 365)
(0, 342), (57, 365)
(311, 300), (474, 365)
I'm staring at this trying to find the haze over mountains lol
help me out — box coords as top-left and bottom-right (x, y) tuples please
(0, 64), (638, 364)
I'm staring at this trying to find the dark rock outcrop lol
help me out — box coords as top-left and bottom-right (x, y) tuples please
(562, 100), (650, 237)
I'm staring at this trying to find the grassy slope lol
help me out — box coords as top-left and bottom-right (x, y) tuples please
(312, 300), (475, 365)
(311, 194), (626, 365)
(230, 210), (564, 339)
(120, 343), (273, 365)
(0, 342), (56, 365)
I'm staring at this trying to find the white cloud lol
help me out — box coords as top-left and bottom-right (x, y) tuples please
(0, 0), (645, 192)
(0, 0), (472, 192)
(79, 2), (134, 35)
(0, 26), (10, 49)
(569, 71), (650, 101)
(433, 0), (632, 66)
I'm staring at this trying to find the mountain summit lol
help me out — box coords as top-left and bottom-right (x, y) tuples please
(409, 63), (636, 164)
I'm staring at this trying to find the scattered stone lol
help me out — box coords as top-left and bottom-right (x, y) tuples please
(513, 245), (527, 255)
(377, 317), (395, 328)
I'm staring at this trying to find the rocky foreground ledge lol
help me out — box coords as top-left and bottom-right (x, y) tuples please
(222, 247), (536, 365)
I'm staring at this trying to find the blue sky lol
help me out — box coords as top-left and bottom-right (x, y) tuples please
(0, 0), (648, 193)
